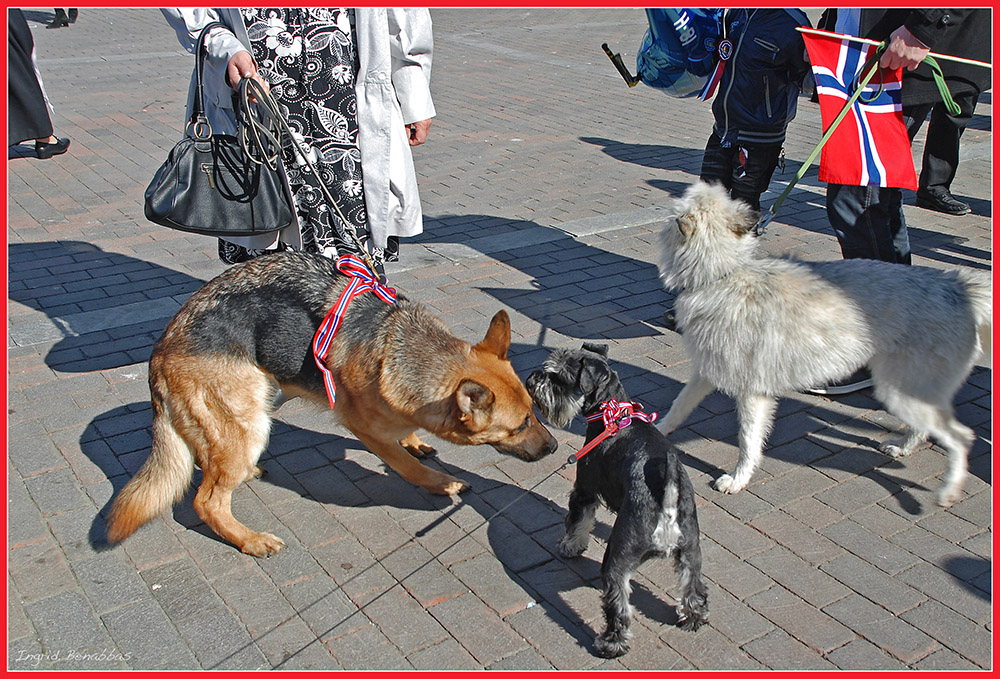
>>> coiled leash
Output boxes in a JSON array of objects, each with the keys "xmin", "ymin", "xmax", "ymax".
[{"xmin": 233, "ymin": 79, "xmax": 399, "ymax": 410}]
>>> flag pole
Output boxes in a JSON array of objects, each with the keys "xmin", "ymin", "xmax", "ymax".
[{"xmin": 796, "ymin": 27, "xmax": 992, "ymax": 69}]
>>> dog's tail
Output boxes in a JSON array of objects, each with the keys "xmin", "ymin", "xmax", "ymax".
[
  {"xmin": 956, "ymin": 269, "xmax": 992, "ymax": 366},
  {"xmin": 106, "ymin": 399, "xmax": 195, "ymax": 544}
]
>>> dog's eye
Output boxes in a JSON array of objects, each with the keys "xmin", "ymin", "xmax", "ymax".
[{"xmin": 513, "ymin": 415, "xmax": 531, "ymax": 435}]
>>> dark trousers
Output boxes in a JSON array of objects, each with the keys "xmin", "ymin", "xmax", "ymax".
[
  {"xmin": 911, "ymin": 91, "xmax": 979, "ymax": 192},
  {"xmin": 700, "ymin": 132, "xmax": 783, "ymax": 211}
]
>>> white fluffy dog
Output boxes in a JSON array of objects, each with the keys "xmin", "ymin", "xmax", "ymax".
[{"xmin": 656, "ymin": 182, "xmax": 991, "ymax": 506}]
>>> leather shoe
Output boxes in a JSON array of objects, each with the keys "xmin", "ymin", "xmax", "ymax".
[
  {"xmin": 35, "ymin": 137, "xmax": 71, "ymax": 159},
  {"xmin": 915, "ymin": 187, "xmax": 971, "ymax": 216}
]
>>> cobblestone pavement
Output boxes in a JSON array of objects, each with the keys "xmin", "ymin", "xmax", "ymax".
[{"xmin": 7, "ymin": 8, "xmax": 992, "ymax": 671}]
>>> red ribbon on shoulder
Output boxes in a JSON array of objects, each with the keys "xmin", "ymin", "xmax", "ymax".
[
  {"xmin": 699, "ymin": 38, "xmax": 733, "ymax": 101},
  {"xmin": 312, "ymin": 254, "xmax": 396, "ymax": 409}
]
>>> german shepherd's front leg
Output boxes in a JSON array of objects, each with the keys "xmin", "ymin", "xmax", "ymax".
[
  {"xmin": 353, "ymin": 428, "xmax": 470, "ymax": 495},
  {"xmin": 399, "ymin": 431, "xmax": 436, "ymax": 458}
]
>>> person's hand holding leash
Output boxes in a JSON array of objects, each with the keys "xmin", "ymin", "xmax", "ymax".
[
  {"xmin": 881, "ymin": 25, "xmax": 930, "ymax": 71},
  {"xmin": 227, "ymin": 50, "xmax": 270, "ymax": 95}
]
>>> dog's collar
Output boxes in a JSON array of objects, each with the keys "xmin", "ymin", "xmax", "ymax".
[{"xmin": 573, "ymin": 400, "xmax": 657, "ymax": 461}]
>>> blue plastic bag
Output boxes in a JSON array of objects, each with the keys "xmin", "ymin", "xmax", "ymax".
[{"xmin": 636, "ymin": 8, "xmax": 723, "ymax": 98}]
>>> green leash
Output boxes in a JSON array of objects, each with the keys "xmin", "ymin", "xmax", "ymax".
[{"xmin": 755, "ymin": 41, "xmax": 960, "ymax": 234}]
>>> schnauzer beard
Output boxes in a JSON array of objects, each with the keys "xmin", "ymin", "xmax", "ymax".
[{"xmin": 530, "ymin": 378, "xmax": 584, "ymax": 429}]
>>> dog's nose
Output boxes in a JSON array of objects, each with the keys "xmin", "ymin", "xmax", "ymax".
[{"xmin": 544, "ymin": 431, "xmax": 558, "ymax": 455}]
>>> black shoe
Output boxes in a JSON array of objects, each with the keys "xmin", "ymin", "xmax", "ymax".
[
  {"xmin": 68, "ymin": 8, "xmax": 78, "ymax": 23},
  {"xmin": 915, "ymin": 187, "xmax": 971, "ymax": 216},
  {"xmin": 35, "ymin": 137, "xmax": 70, "ymax": 159},
  {"xmin": 47, "ymin": 10, "xmax": 69, "ymax": 28},
  {"xmin": 806, "ymin": 368, "xmax": 873, "ymax": 396}
]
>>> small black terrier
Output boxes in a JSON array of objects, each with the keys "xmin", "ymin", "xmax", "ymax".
[{"xmin": 527, "ymin": 343, "xmax": 708, "ymax": 657}]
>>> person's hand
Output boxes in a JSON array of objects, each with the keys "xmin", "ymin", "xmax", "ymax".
[
  {"xmin": 406, "ymin": 118, "xmax": 432, "ymax": 146},
  {"xmin": 227, "ymin": 50, "xmax": 269, "ymax": 94},
  {"xmin": 880, "ymin": 25, "xmax": 930, "ymax": 71}
]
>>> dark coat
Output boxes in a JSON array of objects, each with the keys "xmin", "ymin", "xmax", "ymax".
[
  {"xmin": 711, "ymin": 8, "xmax": 811, "ymax": 146},
  {"xmin": 8, "ymin": 9, "xmax": 53, "ymax": 145},
  {"xmin": 901, "ymin": 9, "xmax": 991, "ymax": 105},
  {"xmin": 821, "ymin": 9, "xmax": 991, "ymax": 106}
]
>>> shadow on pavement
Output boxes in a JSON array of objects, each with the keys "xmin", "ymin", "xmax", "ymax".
[
  {"xmin": 414, "ymin": 213, "xmax": 674, "ymax": 341},
  {"xmin": 8, "ymin": 241, "xmax": 206, "ymax": 372}
]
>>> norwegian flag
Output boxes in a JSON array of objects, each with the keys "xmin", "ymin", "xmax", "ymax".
[{"xmin": 803, "ymin": 29, "xmax": 917, "ymax": 189}]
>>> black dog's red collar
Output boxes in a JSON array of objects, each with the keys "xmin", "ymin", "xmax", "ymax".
[{"xmin": 573, "ymin": 400, "xmax": 657, "ymax": 461}]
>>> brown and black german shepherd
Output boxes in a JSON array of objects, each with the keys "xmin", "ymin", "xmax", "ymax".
[{"xmin": 106, "ymin": 252, "xmax": 557, "ymax": 557}]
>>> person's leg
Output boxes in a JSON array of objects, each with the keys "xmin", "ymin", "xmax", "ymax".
[
  {"xmin": 699, "ymin": 131, "xmax": 734, "ymax": 191},
  {"xmin": 727, "ymin": 143, "xmax": 782, "ymax": 212},
  {"xmin": 885, "ymin": 185, "xmax": 911, "ymax": 265},
  {"xmin": 915, "ymin": 94, "xmax": 978, "ymax": 215},
  {"xmin": 826, "ymin": 183, "xmax": 906, "ymax": 263},
  {"xmin": 47, "ymin": 8, "xmax": 68, "ymax": 28}
]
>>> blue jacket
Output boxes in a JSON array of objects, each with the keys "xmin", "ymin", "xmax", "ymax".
[{"xmin": 711, "ymin": 8, "xmax": 810, "ymax": 147}]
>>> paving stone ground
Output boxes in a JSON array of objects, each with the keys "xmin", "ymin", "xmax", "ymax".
[{"xmin": 7, "ymin": 7, "xmax": 992, "ymax": 671}]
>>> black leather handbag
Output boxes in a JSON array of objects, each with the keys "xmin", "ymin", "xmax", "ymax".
[{"xmin": 144, "ymin": 23, "xmax": 294, "ymax": 237}]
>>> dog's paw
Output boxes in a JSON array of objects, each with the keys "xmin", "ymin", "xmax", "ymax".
[
  {"xmin": 878, "ymin": 440, "xmax": 910, "ymax": 458},
  {"xmin": 400, "ymin": 433, "xmax": 437, "ymax": 458},
  {"xmin": 594, "ymin": 631, "xmax": 630, "ymax": 658},
  {"xmin": 677, "ymin": 610, "xmax": 709, "ymax": 632},
  {"xmin": 713, "ymin": 474, "xmax": 746, "ymax": 494},
  {"xmin": 437, "ymin": 478, "xmax": 471, "ymax": 495},
  {"xmin": 936, "ymin": 485, "xmax": 961, "ymax": 507},
  {"xmin": 557, "ymin": 535, "xmax": 587, "ymax": 558},
  {"xmin": 241, "ymin": 531, "xmax": 285, "ymax": 558}
]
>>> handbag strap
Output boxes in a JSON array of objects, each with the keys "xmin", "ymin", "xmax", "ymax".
[{"xmin": 188, "ymin": 21, "xmax": 228, "ymax": 139}]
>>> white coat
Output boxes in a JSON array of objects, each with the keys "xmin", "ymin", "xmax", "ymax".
[{"xmin": 161, "ymin": 8, "xmax": 435, "ymax": 252}]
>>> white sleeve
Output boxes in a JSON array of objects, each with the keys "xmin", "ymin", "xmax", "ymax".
[
  {"xmin": 386, "ymin": 8, "xmax": 436, "ymax": 124},
  {"xmin": 161, "ymin": 8, "xmax": 248, "ymax": 72}
]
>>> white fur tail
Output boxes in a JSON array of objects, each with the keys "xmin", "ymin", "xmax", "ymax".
[
  {"xmin": 106, "ymin": 404, "xmax": 194, "ymax": 543},
  {"xmin": 955, "ymin": 269, "xmax": 992, "ymax": 366}
]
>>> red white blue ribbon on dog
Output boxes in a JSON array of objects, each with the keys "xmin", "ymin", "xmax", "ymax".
[
  {"xmin": 574, "ymin": 399, "xmax": 658, "ymax": 460},
  {"xmin": 312, "ymin": 254, "xmax": 396, "ymax": 409}
]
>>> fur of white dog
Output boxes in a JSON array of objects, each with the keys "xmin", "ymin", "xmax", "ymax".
[{"xmin": 656, "ymin": 182, "xmax": 991, "ymax": 506}]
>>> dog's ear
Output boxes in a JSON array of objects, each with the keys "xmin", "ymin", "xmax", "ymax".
[
  {"xmin": 582, "ymin": 342, "xmax": 609, "ymax": 357},
  {"xmin": 578, "ymin": 360, "xmax": 611, "ymax": 396},
  {"xmin": 730, "ymin": 208, "xmax": 759, "ymax": 237},
  {"xmin": 677, "ymin": 214, "xmax": 697, "ymax": 238},
  {"xmin": 475, "ymin": 310, "xmax": 511, "ymax": 360},
  {"xmin": 456, "ymin": 379, "xmax": 495, "ymax": 426}
]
